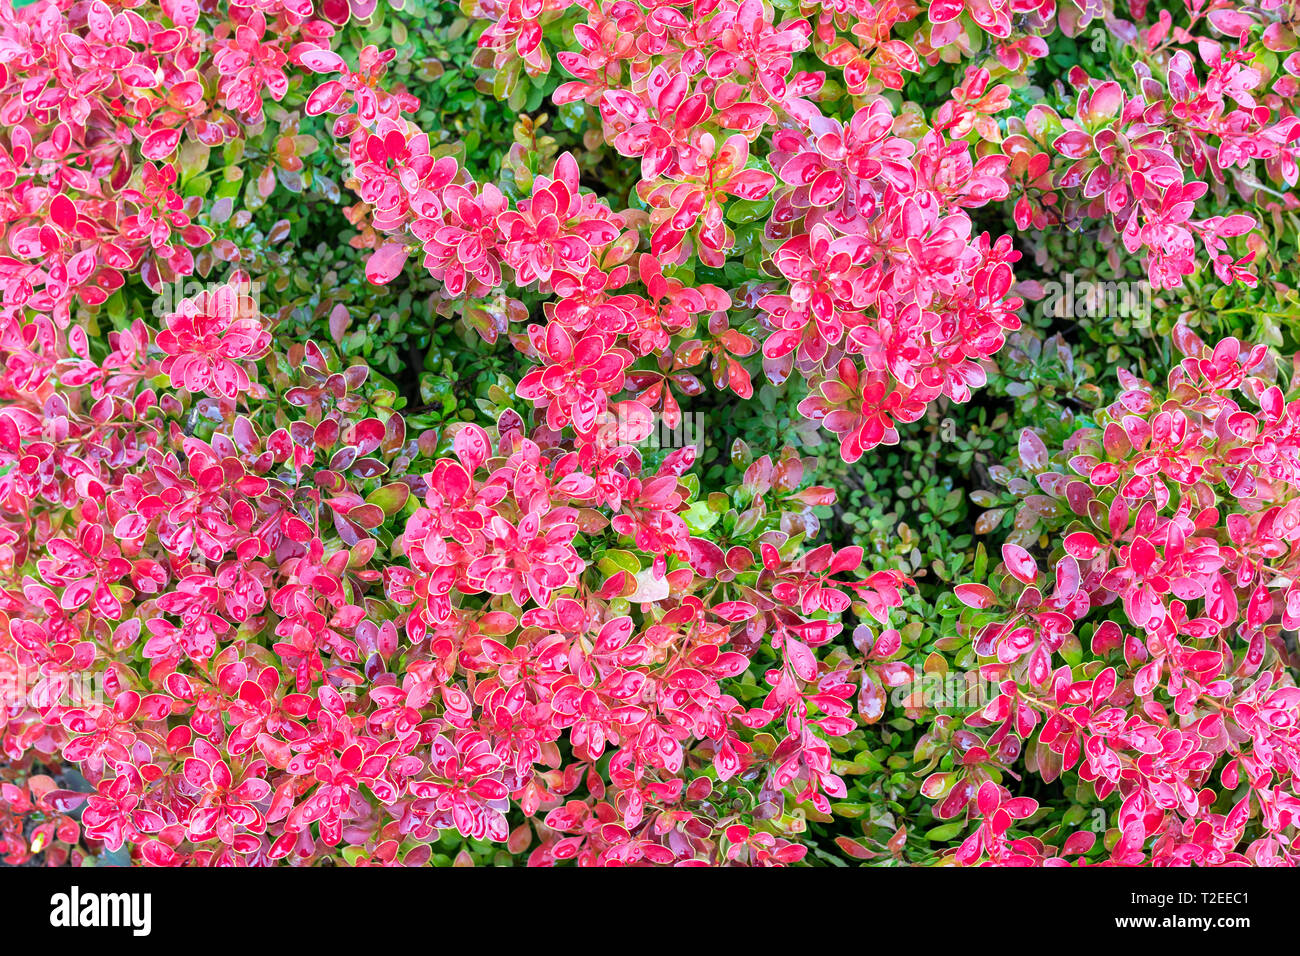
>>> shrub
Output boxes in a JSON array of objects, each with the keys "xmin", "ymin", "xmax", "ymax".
[
  {"xmin": 1, "ymin": 0, "xmax": 1298, "ymax": 868},
  {"xmin": 928, "ymin": 328, "xmax": 1300, "ymax": 865}
]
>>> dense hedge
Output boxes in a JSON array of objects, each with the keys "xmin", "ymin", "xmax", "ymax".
[{"xmin": 2, "ymin": 0, "xmax": 1300, "ymax": 866}]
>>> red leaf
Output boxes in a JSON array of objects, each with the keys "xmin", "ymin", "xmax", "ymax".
[
  {"xmin": 954, "ymin": 583, "xmax": 998, "ymax": 609},
  {"xmin": 365, "ymin": 243, "xmax": 409, "ymax": 285},
  {"xmin": 142, "ymin": 127, "xmax": 182, "ymax": 160},
  {"xmin": 1002, "ymin": 543, "xmax": 1038, "ymax": 585}
]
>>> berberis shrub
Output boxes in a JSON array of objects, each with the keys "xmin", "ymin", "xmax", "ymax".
[{"xmin": 1, "ymin": 0, "xmax": 1299, "ymax": 867}]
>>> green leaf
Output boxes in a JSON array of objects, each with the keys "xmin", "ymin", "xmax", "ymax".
[
  {"xmin": 597, "ymin": 549, "xmax": 641, "ymax": 577},
  {"xmin": 683, "ymin": 500, "xmax": 720, "ymax": 533},
  {"xmin": 365, "ymin": 483, "xmax": 411, "ymax": 516},
  {"xmin": 924, "ymin": 822, "xmax": 965, "ymax": 842}
]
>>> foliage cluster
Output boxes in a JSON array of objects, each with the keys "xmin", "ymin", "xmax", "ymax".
[{"xmin": 3, "ymin": 0, "xmax": 1300, "ymax": 866}]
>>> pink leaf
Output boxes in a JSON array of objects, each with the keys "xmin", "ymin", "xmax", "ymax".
[
  {"xmin": 1002, "ymin": 544, "xmax": 1038, "ymax": 585},
  {"xmin": 365, "ymin": 243, "xmax": 409, "ymax": 285}
]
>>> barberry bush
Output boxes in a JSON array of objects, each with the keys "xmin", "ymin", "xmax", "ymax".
[{"xmin": 2, "ymin": 0, "xmax": 1300, "ymax": 867}]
